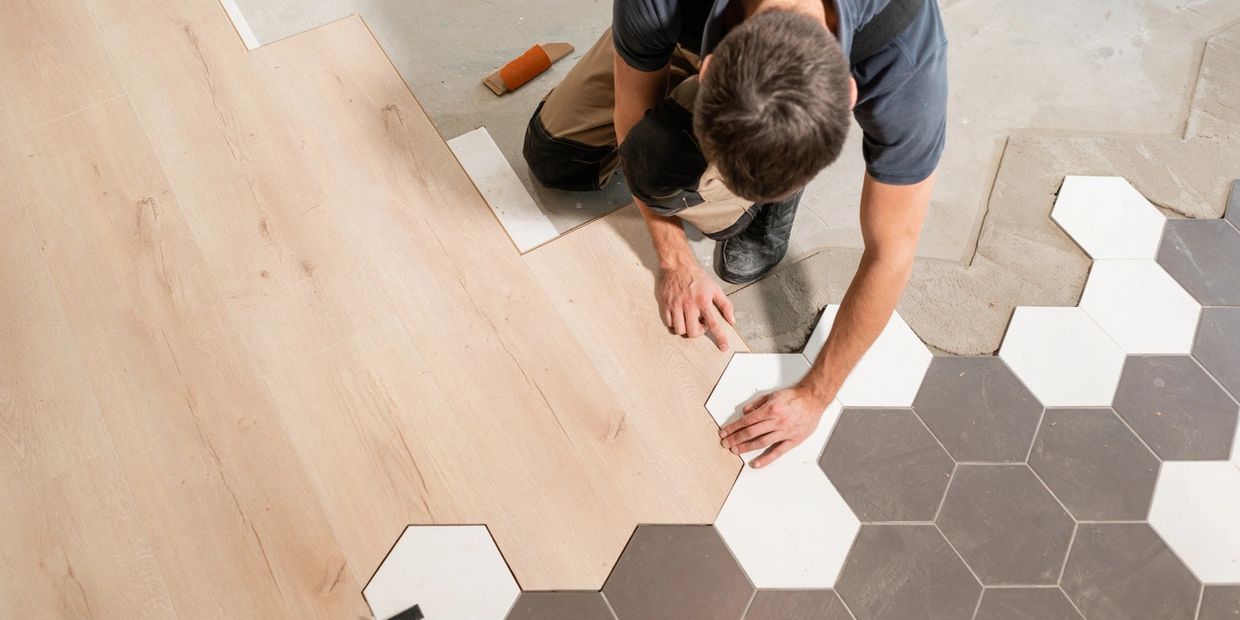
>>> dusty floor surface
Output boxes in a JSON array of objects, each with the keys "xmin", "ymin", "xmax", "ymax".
[{"xmin": 227, "ymin": 0, "xmax": 1240, "ymax": 354}]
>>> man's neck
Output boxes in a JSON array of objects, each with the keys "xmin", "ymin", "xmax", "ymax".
[{"xmin": 740, "ymin": 0, "xmax": 838, "ymax": 33}]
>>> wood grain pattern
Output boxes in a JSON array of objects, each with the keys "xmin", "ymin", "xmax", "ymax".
[
  {"xmin": 2, "ymin": 96, "xmax": 365, "ymax": 617},
  {"xmin": 0, "ymin": 0, "xmax": 123, "ymax": 138},
  {"xmin": 0, "ymin": 0, "xmax": 743, "ymax": 612}
]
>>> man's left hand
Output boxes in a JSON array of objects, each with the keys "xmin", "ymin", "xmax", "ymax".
[{"xmin": 719, "ymin": 384, "xmax": 831, "ymax": 468}]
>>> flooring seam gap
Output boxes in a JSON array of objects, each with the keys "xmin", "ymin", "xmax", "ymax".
[{"xmin": 3, "ymin": 92, "xmax": 128, "ymax": 140}]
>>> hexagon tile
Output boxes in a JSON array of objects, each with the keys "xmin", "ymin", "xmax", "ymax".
[
  {"xmin": 358, "ymin": 177, "xmax": 1240, "ymax": 619},
  {"xmin": 363, "ymin": 525, "xmax": 518, "ymax": 620},
  {"xmin": 1052, "ymin": 175, "xmax": 1167, "ymax": 259},
  {"xmin": 998, "ymin": 306, "xmax": 1126, "ymax": 407},
  {"xmin": 803, "ymin": 306, "xmax": 932, "ymax": 407}
]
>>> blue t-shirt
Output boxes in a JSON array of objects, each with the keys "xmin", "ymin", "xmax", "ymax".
[{"xmin": 613, "ymin": 0, "xmax": 948, "ymax": 185}]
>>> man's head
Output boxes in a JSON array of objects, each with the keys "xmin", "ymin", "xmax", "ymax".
[{"xmin": 695, "ymin": 10, "xmax": 854, "ymax": 203}]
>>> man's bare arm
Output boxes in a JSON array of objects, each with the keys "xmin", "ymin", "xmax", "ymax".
[
  {"xmin": 798, "ymin": 171, "xmax": 933, "ymax": 403},
  {"xmin": 614, "ymin": 51, "xmax": 735, "ymax": 348},
  {"xmin": 720, "ymin": 171, "xmax": 934, "ymax": 467}
]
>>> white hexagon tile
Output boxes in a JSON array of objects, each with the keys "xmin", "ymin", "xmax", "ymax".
[
  {"xmin": 714, "ymin": 463, "xmax": 860, "ymax": 588},
  {"xmin": 364, "ymin": 525, "xmax": 518, "ymax": 620},
  {"xmin": 1150, "ymin": 462, "xmax": 1240, "ymax": 584},
  {"xmin": 1052, "ymin": 175, "xmax": 1167, "ymax": 259},
  {"xmin": 998, "ymin": 306, "xmax": 1126, "ymax": 407},
  {"xmin": 1079, "ymin": 260, "xmax": 1201, "ymax": 354},
  {"xmin": 802, "ymin": 306, "xmax": 932, "ymax": 407},
  {"xmin": 704, "ymin": 353, "xmax": 844, "ymax": 464},
  {"xmin": 704, "ymin": 352, "xmax": 859, "ymax": 588}
]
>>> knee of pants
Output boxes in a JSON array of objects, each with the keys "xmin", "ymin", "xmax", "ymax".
[{"xmin": 522, "ymin": 104, "xmax": 617, "ymax": 192}]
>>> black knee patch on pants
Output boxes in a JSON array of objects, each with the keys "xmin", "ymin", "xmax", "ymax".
[{"xmin": 522, "ymin": 101, "xmax": 617, "ymax": 192}]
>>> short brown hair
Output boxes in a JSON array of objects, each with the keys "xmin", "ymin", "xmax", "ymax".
[{"xmin": 694, "ymin": 10, "xmax": 851, "ymax": 203}]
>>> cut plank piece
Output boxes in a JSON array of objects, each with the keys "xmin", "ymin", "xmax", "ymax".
[
  {"xmin": 0, "ymin": 94, "xmax": 366, "ymax": 617},
  {"xmin": 251, "ymin": 16, "xmax": 741, "ymax": 588},
  {"xmin": 0, "ymin": 0, "xmax": 123, "ymax": 137},
  {"xmin": 449, "ymin": 127, "xmax": 560, "ymax": 252}
]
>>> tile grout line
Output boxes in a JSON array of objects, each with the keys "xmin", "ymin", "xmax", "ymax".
[
  {"xmin": 1057, "ymin": 522, "xmax": 1078, "ymax": 584},
  {"xmin": 934, "ymin": 521, "xmax": 986, "ymax": 593},
  {"xmin": 1193, "ymin": 582, "xmax": 1205, "ymax": 620},
  {"xmin": 931, "ymin": 462, "xmax": 959, "ymax": 523}
]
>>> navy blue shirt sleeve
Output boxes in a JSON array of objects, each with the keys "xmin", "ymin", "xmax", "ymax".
[
  {"xmin": 613, "ymin": 0, "xmax": 682, "ymax": 71},
  {"xmin": 851, "ymin": 0, "xmax": 948, "ymax": 185}
]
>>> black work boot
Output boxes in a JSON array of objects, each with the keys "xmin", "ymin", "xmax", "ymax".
[{"xmin": 714, "ymin": 190, "xmax": 803, "ymax": 285}]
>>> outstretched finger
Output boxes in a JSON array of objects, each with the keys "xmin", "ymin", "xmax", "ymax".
[
  {"xmin": 714, "ymin": 289, "xmax": 736, "ymax": 326},
  {"xmin": 720, "ymin": 405, "xmax": 774, "ymax": 437},
  {"xmin": 753, "ymin": 437, "xmax": 801, "ymax": 469},
  {"xmin": 733, "ymin": 431, "xmax": 785, "ymax": 456},
  {"xmin": 721, "ymin": 419, "xmax": 778, "ymax": 449},
  {"xmin": 702, "ymin": 306, "xmax": 729, "ymax": 352}
]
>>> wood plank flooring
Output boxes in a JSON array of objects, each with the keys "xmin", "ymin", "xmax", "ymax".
[{"xmin": 0, "ymin": 0, "xmax": 743, "ymax": 614}]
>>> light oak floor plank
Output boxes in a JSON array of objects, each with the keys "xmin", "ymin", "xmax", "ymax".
[
  {"xmin": 0, "ymin": 195, "xmax": 176, "ymax": 620},
  {"xmin": 0, "ymin": 0, "xmax": 124, "ymax": 138},
  {"xmin": 1, "ymin": 95, "xmax": 367, "ymax": 618}
]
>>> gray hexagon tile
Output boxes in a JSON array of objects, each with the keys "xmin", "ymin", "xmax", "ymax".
[
  {"xmin": 1078, "ymin": 260, "xmax": 1201, "ymax": 354},
  {"xmin": 363, "ymin": 525, "xmax": 519, "ymax": 620},
  {"xmin": 743, "ymin": 590, "xmax": 852, "ymax": 620},
  {"xmin": 1028, "ymin": 408, "xmax": 1160, "ymax": 521},
  {"xmin": 936, "ymin": 465, "xmax": 1074, "ymax": 585},
  {"xmin": 506, "ymin": 591, "xmax": 614, "ymax": 620},
  {"xmin": 1112, "ymin": 355, "xmax": 1239, "ymax": 460},
  {"xmin": 705, "ymin": 353, "xmax": 842, "ymax": 465},
  {"xmin": 835, "ymin": 524, "xmax": 981, "ymax": 620},
  {"xmin": 1199, "ymin": 585, "xmax": 1240, "ymax": 620},
  {"xmin": 912, "ymin": 356, "xmax": 1044, "ymax": 462},
  {"xmin": 1051, "ymin": 176, "xmax": 1167, "ymax": 259},
  {"xmin": 601, "ymin": 525, "xmax": 753, "ymax": 620},
  {"xmin": 819, "ymin": 408, "xmax": 954, "ymax": 522},
  {"xmin": 1157, "ymin": 219, "xmax": 1240, "ymax": 306},
  {"xmin": 1150, "ymin": 461, "xmax": 1240, "ymax": 584},
  {"xmin": 999, "ymin": 306, "xmax": 1126, "ymax": 407},
  {"xmin": 803, "ymin": 307, "xmax": 932, "ymax": 407},
  {"xmin": 715, "ymin": 462, "xmax": 859, "ymax": 588},
  {"xmin": 974, "ymin": 588, "xmax": 1083, "ymax": 620},
  {"xmin": 1061, "ymin": 523, "xmax": 1200, "ymax": 620},
  {"xmin": 1194, "ymin": 307, "xmax": 1240, "ymax": 402}
]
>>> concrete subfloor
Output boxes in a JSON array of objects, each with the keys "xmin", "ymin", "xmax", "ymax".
[{"xmin": 226, "ymin": 0, "xmax": 1240, "ymax": 352}]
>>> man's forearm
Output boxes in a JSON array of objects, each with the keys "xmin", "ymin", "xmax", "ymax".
[
  {"xmin": 800, "ymin": 172, "xmax": 934, "ymax": 403},
  {"xmin": 800, "ymin": 248, "xmax": 913, "ymax": 402},
  {"xmin": 634, "ymin": 200, "xmax": 695, "ymax": 269}
]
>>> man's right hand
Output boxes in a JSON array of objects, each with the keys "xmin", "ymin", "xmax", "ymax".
[{"xmin": 657, "ymin": 260, "xmax": 735, "ymax": 351}]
